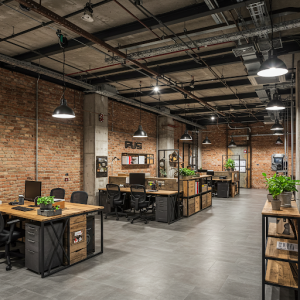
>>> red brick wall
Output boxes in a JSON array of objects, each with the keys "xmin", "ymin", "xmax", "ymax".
[
  {"xmin": 0, "ymin": 68, "xmax": 84, "ymax": 202},
  {"xmin": 200, "ymin": 122, "xmax": 296, "ymax": 189},
  {"xmin": 107, "ymin": 100, "xmax": 157, "ymax": 177}
]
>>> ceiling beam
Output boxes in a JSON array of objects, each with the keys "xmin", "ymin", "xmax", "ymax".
[
  {"xmin": 90, "ymin": 53, "xmax": 241, "ymax": 84},
  {"xmin": 195, "ymin": 115, "xmax": 267, "ymax": 125},
  {"xmin": 13, "ymin": 0, "xmax": 260, "ymax": 62},
  {"xmin": 121, "ymin": 79, "xmax": 251, "ymax": 99}
]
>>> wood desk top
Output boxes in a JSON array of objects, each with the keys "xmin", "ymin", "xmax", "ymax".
[
  {"xmin": 99, "ymin": 187, "xmax": 179, "ymax": 196},
  {"xmin": 0, "ymin": 201, "xmax": 104, "ymax": 222},
  {"xmin": 212, "ymin": 178, "xmax": 232, "ymax": 181},
  {"xmin": 262, "ymin": 200, "xmax": 300, "ymax": 218}
]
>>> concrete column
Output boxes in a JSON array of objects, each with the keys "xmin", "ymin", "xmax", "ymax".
[
  {"xmin": 158, "ymin": 116, "xmax": 175, "ymax": 177},
  {"xmin": 296, "ymin": 61, "xmax": 300, "ymax": 209},
  {"xmin": 198, "ymin": 130, "xmax": 202, "ymax": 169},
  {"xmin": 84, "ymin": 93, "xmax": 108, "ymax": 205}
]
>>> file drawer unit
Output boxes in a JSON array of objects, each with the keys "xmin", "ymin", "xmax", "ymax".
[
  {"xmin": 25, "ymin": 222, "xmax": 63, "ymax": 274},
  {"xmin": 181, "ymin": 175, "xmax": 213, "ymax": 217},
  {"xmin": 156, "ymin": 196, "xmax": 176, "ymax": 223}
]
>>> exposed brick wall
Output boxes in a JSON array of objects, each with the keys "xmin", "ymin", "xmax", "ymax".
[
  {"xmin": 107, "ymin": 100, "xmax": 157, "ymax": 177},
  {"xmin": 200, "ymin": 122, "xmax": 296, "ymax": 189},
  {"xmin": 0, "ymin": 68, "xmax": 84, "ymax": 202}
]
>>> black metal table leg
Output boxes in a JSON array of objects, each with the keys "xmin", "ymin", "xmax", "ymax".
[
  {"xmin": 101, "ymin": 211, "xmax": 103, "ymax": 254},
  {"xmin": 41, "ymin": 222, "xmax": 45, "ymax": 278},
  {"xmin": 262, "ymin": 215, "xmax": 265, "ymax": 300}
]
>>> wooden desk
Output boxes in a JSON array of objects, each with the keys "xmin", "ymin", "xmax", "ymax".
[
  {"xmin": 99, "ymin": 188, "xmax": 180, "ymax": 224},
  {"xmin": 0, "ymin": 201, "xmax": 104, "ymax": 278}
]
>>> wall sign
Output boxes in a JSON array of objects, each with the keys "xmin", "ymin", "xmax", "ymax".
[{"xmin": 125, "ymin": 141, "xmax": 142, "ymax": 149}]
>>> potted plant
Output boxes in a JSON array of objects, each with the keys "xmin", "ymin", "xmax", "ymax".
[
  {"xmin": 276, "ymin": 175, "xmax": 300, "ymax": 207},
  {"xmin": 160, "ymin": 169, "xmax": 167, "ymax": 178},
  {"xmin": 37, "ymin": 196, "xmax": 55, "ymax": 211},
  {"xmin": 262, "ymin": 173, "xmax": 278, "ymax": 202},
  {"xmin": 179, "ymin": 168, "xmax": 195, "ymax": 180},
  {"xmin": 224, "ymin": 158, "xmax": 235, "ymax": 171}
]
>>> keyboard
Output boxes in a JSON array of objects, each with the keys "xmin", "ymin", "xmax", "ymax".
[
  {"xmin": 12, "ymin": 206, "xmax": 34, "ymax": 212},
  {"xmin": 147, "ymin": 190, "xmax": 158, "ymax": 192}
]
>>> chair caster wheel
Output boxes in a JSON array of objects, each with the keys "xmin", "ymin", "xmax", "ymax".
[
  {"xmin": 127, "ymin": 218, "xmax": 130, "ymax": 221},
  {"xmin": 131, "ymin": 220, "xmax": 134, "ymax": 224},
  {"xmin": 6, "ymin": 265, "xmax": 11, "ymax": 271},
  {"xmin": 104, "ymin": 216, "xmax": 107, "ymax": 219},
  {"xmin": 144, "ymin": 220, "xmax": 148, "ymax": 224},
  {"xmin": 125, "ymin": 214, "xmax": 128, "ymax": 218},
  {"xmin": 116, "ymin": 218, "xmax": 119, "ymax": 221}
]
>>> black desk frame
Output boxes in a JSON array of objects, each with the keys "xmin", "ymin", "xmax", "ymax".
[{"xmin": 39, "ymin": 209, "xmax": 103, "ymax": 278}]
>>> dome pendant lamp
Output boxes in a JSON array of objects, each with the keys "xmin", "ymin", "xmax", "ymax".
[
  {"xmin": 276, "ymin": 137, "xmax": 283, "ymax": 144},
  {"xmin": 273, "ymin": 130, "xmax": 283, "ymax": 136},
  {"xmin": 52, "ymin": 49, "xmax": 75, "ymax": 119},
  {"xmin": 202, "ymin": 136, "xmax": 211, "ymax": 144},
  {"xmin": 257, "ymin": 0, "xmax": 288, "ymax": 78},
  {"xmin": 271, "ymin": 119, "xmax": 283, "ymax": 131},
  {"xmin": 228, "ymin": 137, "xmax": 237, "ymax": 148},
  {"xmin": 266, "ymin": 92, "xmax": 285, "ymax": 111},
  {"xmin": 133, "ymin": 82, "xmax": 148, "ymax": 138},
  {"xmin": 180, "ymin": 103, "xmax": 192, "ymax": 141}
]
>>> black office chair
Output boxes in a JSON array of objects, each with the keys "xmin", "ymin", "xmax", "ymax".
[
  {"xmin": 105, "ymin": 184, "xmax": 128, "ymax": 220},
  {"xmin": 0, "ymin": 213, "xmax": 25, "ymax": 271},
  {"xmin": 130, "ymin": 185, "xmax": 152, "ymax": 224},
  {"xmin": 70, "ymin": 191, "xmax": 88, "ymax": 204},
  {"xmin": 50, "ymin": 188, "xmax": 65, "ymax": 199}
]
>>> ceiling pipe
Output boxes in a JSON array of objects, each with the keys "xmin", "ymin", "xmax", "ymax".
[
  {"xmin": 228, "ymin": 124, "xmax": 251, "ymax": 132},
  {"xmin": 105, "ymin": 17, "xmax": 300, "ymax": 63},
  {"xmin": 13, "ymin": 0, "xmax": 224, "ymax": 117},
  {"xmin": 0, "ymin": 52, "xmax": 204, "ymax": 129}
]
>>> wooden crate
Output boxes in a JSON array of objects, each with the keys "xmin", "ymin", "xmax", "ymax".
[
  {"xmin": 231, "ymin": 184, "xmax": 235, "ymax": 198},
  {"xmin": 64, "ymin": 215, "xmax": 87, "ymax": 265},
  {"xmin": 202, "ymin": 184, "xmax": 208, "ymax": 193},
  {"xmin": 183, "ymin": 198, "xmax": 195, "ymax": 217},
  {"xmin": 207, "ymin": 192, "xmax": 212, "ymax": 207},
  {"xmin": 195, "ymin": 196, "xmax": 200, "ymax": 212},
  {"xmin": 202, "ymin": 193, "xmax": 207, "ymax": 209},
  {"xmin": 183, "ymin": 180, "xmax": 195, "ymax": 197}
]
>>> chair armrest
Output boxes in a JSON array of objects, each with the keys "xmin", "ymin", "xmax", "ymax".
[
  {"xmin": 7, "ymin": 219, "xmax": 20, "ymax": 225},
  {"xmin": 7, "ymin": 219, "xmax": 20, "ymax": 244}
]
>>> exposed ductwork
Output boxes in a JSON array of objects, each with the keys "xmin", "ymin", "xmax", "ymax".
[
  {"xmin": 105, "ymin": 17, "xmax": 300, "ymax": 63},
  {"xmin": 0, "ymin": 53, "xmax": 204, "ymax": 129}
]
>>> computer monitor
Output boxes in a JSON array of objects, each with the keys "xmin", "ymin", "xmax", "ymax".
[
  {"xmin": 129, "ymin": 173, "xmax": 145, "ymax": 186},
  {"xmin": 207, "ymin": 170, "xmax": 214, "ymax": 176},
  {"xmin": 25, "ymin": 180, "xmax": 42, "ymax": 201}
]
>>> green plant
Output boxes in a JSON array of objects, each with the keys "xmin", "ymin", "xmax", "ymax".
[
  {"xmin": 55, "ymin": 205, "xmax": 60, "ymax": 210},
  {"xmin": 160, "ymin": 169, "xmax": 167, "ymax": 177},
  {"xmin": 224, "ymin": 158, "xmax": 235, "ymax": 170},
  {"xmin": 262, "ymin": 173, "xmax": 300, "ymax": 198},
  {"xmin": 179, "ymin": 168, "xmax": 195, "ymax": 177},
  {"xmin": 37, "ymin": 196, "xmax": 55, "ymax": 206}
]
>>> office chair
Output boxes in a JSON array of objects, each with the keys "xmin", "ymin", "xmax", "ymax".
[
  {"xmin": 130, "ymin": 185, "xmax": 152, "ymax": 224},
  {"xmin": 0, "ymin": 213, "xmax": 25, "ymax": 271},
  {"xmin": 70, "ymin": 191, "xmax": 88, "ymax": 204},
  {"xmin": 105, "ymin": 184, "xmax": 128, "ymax": 220},
  {"xmin": 50, "ymin": 188, "xmax": 65, "ymax": 199}
]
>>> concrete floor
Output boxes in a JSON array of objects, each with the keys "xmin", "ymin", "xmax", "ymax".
[{"xmin": 0, "ymin": 189, "xmax": 296, "ymax": 299}]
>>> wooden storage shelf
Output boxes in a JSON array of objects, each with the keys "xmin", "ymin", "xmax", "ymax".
[
  {"xmin": 268, "ymin": 223, "xmax": 296, "ymax": 240},
  {"xmin": 265, "ymin": 260, "xmax": 298, "ymax": 289},
  {"xmin": 121, "ymin": 153, "xmax": 154, "ymax": 165},
  {"xmin": 266, "ymin": 237, "xmax": 298, "ymax": 262}
]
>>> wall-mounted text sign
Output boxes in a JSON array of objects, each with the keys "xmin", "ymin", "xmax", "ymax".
[{"xmin": 125, "ymin": 141, "xmax": 142, "ymax": 149}]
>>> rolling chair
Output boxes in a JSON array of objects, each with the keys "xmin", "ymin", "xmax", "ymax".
[
  {"xmin": 105, "ymin": 184, "xmax": 128, "ymax": 220},
  {"xmin": 0, "ymin": 213, "xmax": 25, "ymax": 271},
  {"xmin": 50, "ymin": 188, "xmax": 65, "ymax": 199},
  {"xmin": 70, "ymin": 191, "xmax": 88, "ymax": 204},
  {"xmin": 129, "ymin": 185, "xmax": 152, "ymax": 224}
]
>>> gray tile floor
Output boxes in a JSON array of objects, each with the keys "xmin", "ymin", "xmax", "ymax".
[{"xmin": 0, "ymin": 189, "xmax": 296, "ymax": 299}]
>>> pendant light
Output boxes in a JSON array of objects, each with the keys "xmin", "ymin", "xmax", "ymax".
[
  {"xmin": 180, "ymin": 129, "xmax": 192, "ymax": 141},
  {"xmin": 52, "ymin": 49, "xmax": 75, "ymax": 119},
  {"xmin": 266, "ymin": 92, "xmax": 285, "ymax": 111},
  {"xmin": 257, "ymin": 0, "xmax": 288, "ymax": 77},
  {"xmin": 180, "ymin": 102, "xmax": 192, "ymax": 141},
  {"xmin": 273, "ymin": 130, "xmax": 283, "ymax": 136},
  {"xmin": 276, "ymin": 137, "xmax": 283, "ymax": 144},
  {"xmin": 271, "ymin": 119, "xmax": 283, "ymax": 131},
  {"xmin": 133, "ymin": 82, "xmax": 148, "ymax": 138},
  {"xmin": 202, "ymin": 136, "xmax": 211, "ymax": 144},
  {"xmin": 228, "ymin": 137, "xmax": 237, "ymax": 148}
]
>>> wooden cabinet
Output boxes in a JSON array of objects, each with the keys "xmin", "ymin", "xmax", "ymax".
[
  {"xmin": 183, "ymin": 197, "xmax": 195, "ymax": 217},
  {"xmin": 183, "ymin": 180, "xmax": 195, "ymax": 197}
]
